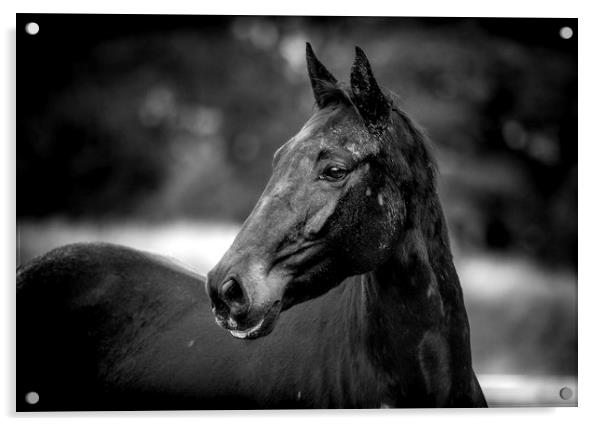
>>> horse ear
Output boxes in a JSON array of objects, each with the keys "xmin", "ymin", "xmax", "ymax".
[
  {"xmin": 350, "ymin": 46, "xmax": 390, "ymax": 129},
  {"xmin": 306, "ymin": 42, "xmax": 338, "ymax": 108}
]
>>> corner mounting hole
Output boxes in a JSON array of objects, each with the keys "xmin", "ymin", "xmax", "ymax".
[
  {"xmin": 25, "ymin": 391, "xmax": 39, "ymax": 405},
  {"xmin": 559, "ymin": 386, "xmax": 573, "ymax": 400},
  {"xmin": 559, "ymin": 26, "xmax": 573, "ymax": 40},
  {"xmin": 25, "ymin": 22, "xmax": 39, "ymax": 35}
]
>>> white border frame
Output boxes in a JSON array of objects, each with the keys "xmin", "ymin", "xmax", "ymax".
[{"xmin": 2, "ymin": 1, "xmax": 599, "ymax": 425}]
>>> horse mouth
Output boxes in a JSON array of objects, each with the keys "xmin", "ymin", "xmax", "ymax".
[
  {"xmin": 218, "ymin": 301, "xmax": 282, "ymax": 340},
  {"xmin": 227, "ymin": 317, "xmax": 266, "ymax": 339}
]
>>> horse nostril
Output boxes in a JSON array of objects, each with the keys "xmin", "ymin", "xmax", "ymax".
[{"xmin": 220, "ymin": 278, "xmax": 247, "ymax": 311}]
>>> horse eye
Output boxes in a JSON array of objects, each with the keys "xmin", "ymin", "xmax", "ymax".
[{"xmin": 321, "ymin": 165, "xmax": 348, "ymax": 182}]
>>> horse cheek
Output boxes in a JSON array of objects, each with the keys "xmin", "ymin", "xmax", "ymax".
[{"xmin": 304, "ymin": 197, "xmax": 338, "ymax": 240}]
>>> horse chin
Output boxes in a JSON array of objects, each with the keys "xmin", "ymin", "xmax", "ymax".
[{"xmin": 224, "ymin": 301, "xmax": 282, "ymax": 340}]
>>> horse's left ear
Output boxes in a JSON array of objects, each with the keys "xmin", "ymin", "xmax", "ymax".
[
  {"xmin": 306, "ymin": 42, "xmax": 339, "ymax": 108},
  {"xmin": 350, "ymin": 46, "xmax": 390, "ymax": 129}
]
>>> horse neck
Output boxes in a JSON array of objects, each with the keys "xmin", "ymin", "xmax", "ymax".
[{"xmin": 340, "ymin": 193, "xmax": 474, "ymax": 392}]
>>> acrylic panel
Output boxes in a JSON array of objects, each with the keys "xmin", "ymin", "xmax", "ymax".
[{"xmin": 16, "ymin": 14, "xmax": 577, "ymax": 410}]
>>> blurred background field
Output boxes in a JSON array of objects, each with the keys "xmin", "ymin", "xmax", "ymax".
[{"xmin": 17, "ymin": 15, "xmax": 577, "ymax": 407}]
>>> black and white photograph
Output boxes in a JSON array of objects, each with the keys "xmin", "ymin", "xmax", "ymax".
[{"xmin": 15, "ymin": 13, "xmax": 577, "ymax": 411}]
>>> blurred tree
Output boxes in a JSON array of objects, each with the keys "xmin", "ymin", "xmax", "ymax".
[{"xmin": 17, "ymin": 15, "xmax": 577, "ymax": 268}]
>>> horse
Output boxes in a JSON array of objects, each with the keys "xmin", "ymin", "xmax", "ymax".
[{"xmin": 16, "ymin": 43, "xmax": 487, "ymax": 410}]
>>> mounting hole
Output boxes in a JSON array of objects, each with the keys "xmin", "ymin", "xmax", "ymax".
[
  {"xmin": 25, "ymin": 391, "xmax": 39, "ymax": 405},
  {"xmin": 559, "ymin": 386, "xmax": 573, "ymax": 400},
  {"xmin": 559, "ymin": 26, "xmax": 573, "ymax": 40},
  {"xmin": 25, "ymin": 22, "xmax": 39, "ymax": 35}
]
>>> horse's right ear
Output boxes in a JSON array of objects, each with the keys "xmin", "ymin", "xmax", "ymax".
[{"xmin": 306, "ymin": 43, "xmax": 338, "ymax": 108}]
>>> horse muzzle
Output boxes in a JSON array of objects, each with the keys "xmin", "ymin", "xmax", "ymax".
[{"xmin": 206, "ymin": 267, "xmax": 285, "ymax": 339}]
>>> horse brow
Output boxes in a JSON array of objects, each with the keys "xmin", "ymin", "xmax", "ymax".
[
  {"xmin": 316, "ymin": 146, "xmax": 356, "ymax": 164},
  {"xmin": 316, "ymin": 148, "xmax": 336, "ymax": 162}
]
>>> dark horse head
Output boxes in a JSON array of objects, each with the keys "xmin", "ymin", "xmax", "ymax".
[{"xmin": 207, "ymin": 44, "xmax": 436, "ymax": 339}]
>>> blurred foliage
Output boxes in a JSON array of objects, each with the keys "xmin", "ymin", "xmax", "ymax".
[{"xmin": 18, "ymin": 16, "xmax": 577, "ymax": 269}]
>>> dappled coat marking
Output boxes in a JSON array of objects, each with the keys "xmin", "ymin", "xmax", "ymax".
[{"xmin": 17, "ymin": 44, "xmax": 486, "ymax": 410}]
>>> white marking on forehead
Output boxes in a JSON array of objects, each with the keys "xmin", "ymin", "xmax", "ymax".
[
  {"xmin": 289, "ymin": 121, "xmax": 319, "ymax": 149},
  {"xmin": 187, "ymin": 340, "xmax": 195, "ymax": 348},
  {"xmin": 365, "ymin": 187, "xmax": 372, "ymax": 197},
  {"xmin": 377, "ymin": 193, "xmax": 384, "ymax": 206},
  {"xmin": 297, "ymin": 391, "xmax": 302, "ymax": 400},
  {"xmin": 345, "ymin": 144, "xmax": 362, "ymax": 159},
  {"xmin": 318, "ymin": 137, "xmax": 329, "ymax": 150}
]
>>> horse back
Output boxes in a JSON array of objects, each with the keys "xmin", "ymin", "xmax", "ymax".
[{"xmin": 16, "ymin": 242, "xmax": 226, "ymax": 410}]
